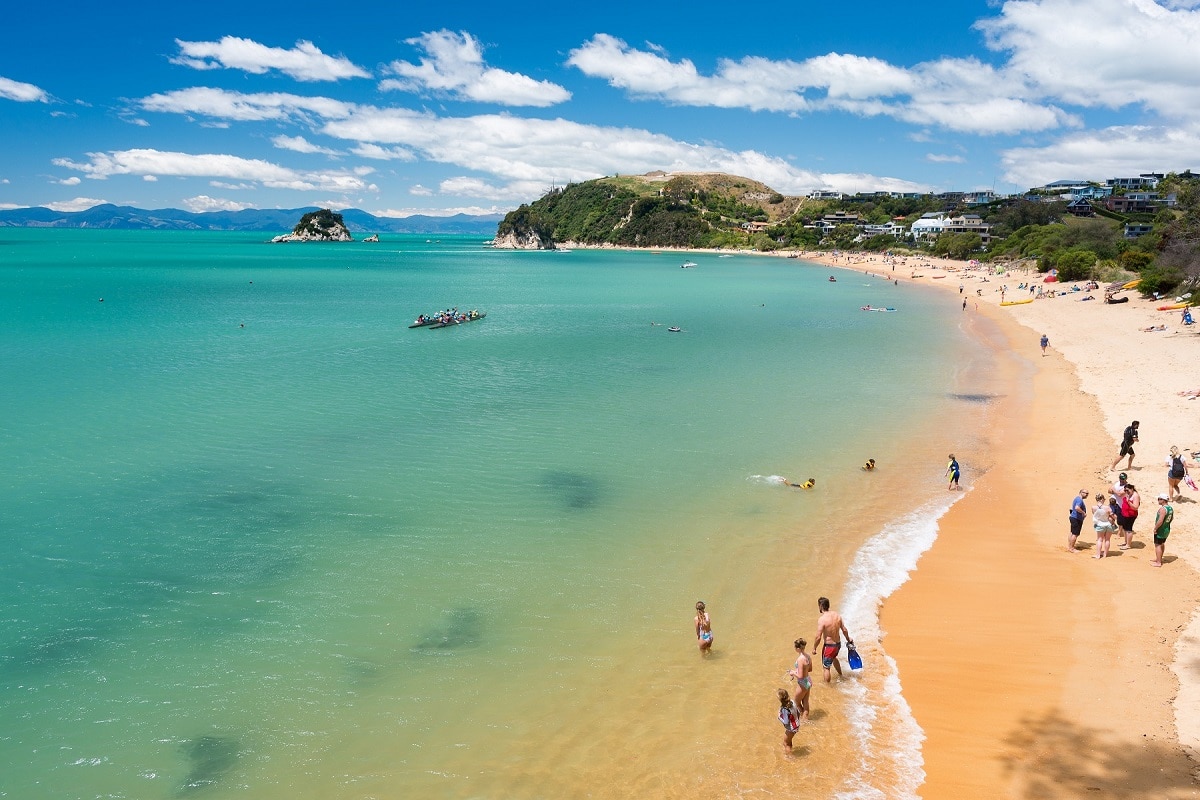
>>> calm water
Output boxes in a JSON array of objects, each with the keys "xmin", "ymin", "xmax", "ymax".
[{"xmin": 0, "ymin": 231, "xmax": 995, "ymax": 798}]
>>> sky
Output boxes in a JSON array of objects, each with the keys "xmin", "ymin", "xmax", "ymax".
[{"xmin": 2, "ymin": 0, "xmax": 1198, "ymax": 218}]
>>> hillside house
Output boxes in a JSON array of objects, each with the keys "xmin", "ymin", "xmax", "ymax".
[
  {"xmin": 1123, "ymin": 223, "xmax": 1154, "ymax": 238},
  {"xmin": 1066, "ymin": 197, "xmax": 1095, "ymax": 217}
]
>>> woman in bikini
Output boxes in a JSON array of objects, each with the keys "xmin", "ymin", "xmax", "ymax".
[
  {"xmin": 694, "ymin": 601, "xmax": 713, "ymax": 655},
  {"xmin": 787, "ymin": 638, "xmax": 813, "ymax": 719}
]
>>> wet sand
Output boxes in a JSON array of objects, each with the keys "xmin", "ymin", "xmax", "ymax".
[{"xmin": 808, "ymin": 252, "xmax": 1200, "ymax": 797}]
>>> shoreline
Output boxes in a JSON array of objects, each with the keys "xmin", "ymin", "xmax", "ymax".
[{"xmin": 802, "ymin": 249, "xmax": 1200, "ymax": 796}]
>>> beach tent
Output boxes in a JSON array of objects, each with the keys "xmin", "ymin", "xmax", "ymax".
[{"xmin": 1043, "ymin": 268, "xmax": 1059, "ymax": 283}]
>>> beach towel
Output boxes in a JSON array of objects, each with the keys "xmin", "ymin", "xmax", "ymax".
[{"xmin": 1186, "ymin": 475, "xmax": 1198, "ymax": 491}]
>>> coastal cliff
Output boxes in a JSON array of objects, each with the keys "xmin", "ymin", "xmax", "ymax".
[
  {"xmin": 492, "ymin": 171, "xmax": 797, "ymax": 250},
  {"xmin": 271, "ymin": 208, "xmax": 353, "ymax": 242}
]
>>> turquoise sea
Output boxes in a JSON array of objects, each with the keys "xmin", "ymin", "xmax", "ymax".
[{"xmin": 0, "ymin": 230, "xmax": 999, "ymax": 798}]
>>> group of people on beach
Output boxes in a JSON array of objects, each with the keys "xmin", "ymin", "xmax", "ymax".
[
  {"xmin": 695, "ymin": 596, "xmax": 858, "ymax": 753},
  {"xmin": 1066, "ymin": 421, "xmax": 1193, "ymax": 567}
]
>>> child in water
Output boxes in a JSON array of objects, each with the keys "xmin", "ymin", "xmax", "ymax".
[
  {"xmin": 786, "ymin": 477, "xmax": 816, "ymax": 489},
  {"xmin": 776, "ymin": 688, "xmax": 801, "ymax": 751},
  {"xmin": 695, "ymin": 601, "xmax": 713, "ymax": 655},
  {"xmin": 863, "ymin": 458, "xmax": 876, "ymax": 471}
]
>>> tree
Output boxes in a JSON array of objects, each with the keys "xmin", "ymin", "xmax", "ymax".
[{"xmin": 1053, "ymin": 249, "xmax": 1097, "ymax": 282}]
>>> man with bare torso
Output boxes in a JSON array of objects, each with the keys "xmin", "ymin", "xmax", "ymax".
[{"xmin": 813, "ymin": 596, "xmax": 853, "ymax": 682}]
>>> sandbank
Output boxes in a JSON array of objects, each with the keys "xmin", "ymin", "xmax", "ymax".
[{"xmin": 806, "ymin": 250, "xmax": 1200, "ymax": 797}]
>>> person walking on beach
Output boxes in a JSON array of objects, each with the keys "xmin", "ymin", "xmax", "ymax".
[
  {"xmin": 776, "ymin": 688, "xmax": 801, "ymax": 752},
  {"xmin": 1093, "ymin": 492, "xmax": 1116, "ymax": 558},
  {"xmin": 1067, "ymin": 489, "xmax": 1088, "ymax": 552},
  {"xmin": 1166, "ymin": 446, "xmax": 1189, "ymax": 501},
  {"xmin": 946, "ymin": 454, "xmax": 961, "ymax": 491},
  {"xmin": 787, "ymin": 638, "xmax": 813, "ymax": 719},
  {"xmin": 813, "ymin": 597, "xmax": 853, "ymax": 682},
  {"xmin": 1151, "ymin": 494, "xmax": 1175, "ymax": 567},
  {"xmin": 1118, "ymin": 483, "xmax": 1141, "ymax": 550},
  {"xmin": 1039, "ymin": 334, "xmax": 1049, "ymax": 355},
  {"xmin": 694, "ymin": 601, "xmax": 713, "ymax": 655},
  {"xmin": 1111, "ymin": 420, "xmax": 1139, "ymax": 471}
]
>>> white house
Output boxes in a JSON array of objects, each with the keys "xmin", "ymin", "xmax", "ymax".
[{"xmin": 910, "ymin": 212, "xmax": 948, "ymax": 240}]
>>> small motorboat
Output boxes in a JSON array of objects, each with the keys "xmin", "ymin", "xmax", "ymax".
[
  {"xmin": 828, "ymin": 276, "xmax": 837, "ymax": 282},
  {"xmin": 668, "ymin": 326, "xmax": 682, "ymax": 332},
  {"xmin": 681, "ymin": 261, "xmax": 698, "ymax": 268}
]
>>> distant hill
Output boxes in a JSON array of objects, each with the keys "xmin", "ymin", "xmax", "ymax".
[
  {"xmin": 0, "ymin": 204, "xmax": 503, "ymax": 235},
  {"xmin": 493, "ymin": 172, "xmax": 802, "ymax": 250}
]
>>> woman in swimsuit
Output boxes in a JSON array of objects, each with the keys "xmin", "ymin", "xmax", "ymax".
[
  {"xmin": 787, "ymin": 638, "xmax": 813, "ymax": 719},
  {"xmin": 694, "ymin": 601, "xmax": 713, "ymax": 655}
]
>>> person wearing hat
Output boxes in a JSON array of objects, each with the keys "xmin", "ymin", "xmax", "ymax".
[
  {"xmin": 1151, "ymin": 494, "xmax": 1175, "ymax": 567},
  {"xmin": 1110, "ymin": 473, "xmax": 1130, "ymax": 534},
  {"xmin": 1067, "ymin": 488, "xmax": 1089, "ymax": 552}
]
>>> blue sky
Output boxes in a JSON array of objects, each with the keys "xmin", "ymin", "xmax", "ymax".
[{"xmin": 2, "ymin": 0, "xmax": 1197, "ymax": 217}]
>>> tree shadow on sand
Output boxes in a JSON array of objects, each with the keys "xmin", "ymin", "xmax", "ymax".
[{"xmin": 1000, "ymin": 708, "xmax": 1198, "ymax": 798}]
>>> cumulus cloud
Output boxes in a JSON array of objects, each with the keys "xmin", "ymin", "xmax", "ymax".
[
  {"xmin": 272, "ymin": 134, "xmax": 341, "ymax": 155},
  {"xmin": 408, "ymin": 184, "xmax": 433, "ymax": 196},
  {"xmin": 567, "ymin": 33, "xmax": 1073, "ymax": 135},
  {"xmin": 373, "ymin": 204, "xmax": 505, "ymax": 218},
  {"xmin": 926, "ymin": 153, "xmax": 966, "ymax": 163},
  {"xmin": 182, "ymin": 195, "xmax": 255, "ymax": 212},
  {"xmin": 380, "ymin": 30, "xmax": 570, "ymax": 106},
  {"xmin": 46, "ymin": 197, "xmax": 107, "ymax": 212},
  {"xmin": 0, "ymin": 75, "xmax": 49, "ymax": 102},
  {"xmin": 1000, "ymin": 123, "xmax": 1200, "ymax": 187},
  {"xmin": 52, "ymin": 148, "xmax": 372, "ymax": 193},
  {"xmin": 171, "ymin": 37, "xmax": 369, "ymax": 82},
  {"xmin": 57, "ymin": 176, "xmax": 81, "ymax": 185},
  {"xmin": 140, "ymin": 87, "xmax": 354, "ymax": 123},
  {"xmin": 350, "ymin": 143, "xmax": 416, "ymax": 161},
  {"xmin": 439, "ymin": 176, "xmax": 548, "ymax": 201}
]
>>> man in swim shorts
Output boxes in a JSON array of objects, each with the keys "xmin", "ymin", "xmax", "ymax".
[
  {"xmin": 1151, "ymin": 494, "xmax": 1174, "ymax": 567},
  {"xmin": 813, "ymin": 597, "xmax": 853, "ymax": 682},
  {"xmin": 946, "ymin": 454, "xmax": 960, "ymax": 491},
  {"xmin": 1111, "ymin": 420, "xmax": 1139, "ymax": 471}
]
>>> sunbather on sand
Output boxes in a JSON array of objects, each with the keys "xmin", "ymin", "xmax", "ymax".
[{"xmin": 1142, "ymin": 324, "xmax": 1167, "ymax": 332}]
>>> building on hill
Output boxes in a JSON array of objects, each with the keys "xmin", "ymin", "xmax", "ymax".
[
  {"xmin": 1124, "ymin": 223, "xmax": 1154, "ymax": 238},
  {"xmin": 910, "ymin": 212, "xmax": 947, "ymax": 240},
  {"xmin": 943, "ymin": 214, "xmax": 995, "ymax": 246},
  {"xmin": 808, "ymin": 190, "xmax": 844, "ymax": 200},
  {"xmin": 1106, "ymin": 174, "xmax": 1163, "ymax": 190},
  {"xmin": 963, "ymin": 190, "xmax": 1000, "ymax": 206},
  {"xmin": 1041, "ymin": 179, "xmax": 1089, "ymax": 190},
  {"xmin": 1069, "ymin": 185, "xmax": 1112, "ymax": 200},
  {"xmin": 1066, "ymin": 197, "xmax": 1095, "ymax": 217}
]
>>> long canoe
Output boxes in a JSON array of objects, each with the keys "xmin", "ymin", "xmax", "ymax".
[
  {"xmin": 429, "ymin": 312, "xmax": 487, "ymax": 329},
  {"xmin": 408, "ymin": 318, "xmax": 440, "ymax": 328},
  {"xmin": 1158, "ymin": 302, "xmax": 1188, "ymax": 311},
  {"xmin": 1000, "ymin": 298, "xmax": 1035, "ymax": 306}
]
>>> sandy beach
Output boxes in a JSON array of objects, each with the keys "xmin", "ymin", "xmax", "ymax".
[{"xmin": 803, "ymin": 250, "xmax": 1200, "ymax": 797}]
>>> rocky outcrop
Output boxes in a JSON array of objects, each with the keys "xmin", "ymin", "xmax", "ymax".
[
  {"xmin": 363, "ymin": 234, "xmax": 379, "ymax": 242},
  {"xmin": 491, "ymin": 228, "xmax": 555, "ymax": 249},
  {"xmin": 271, "ymin": 208, "xmax": 352, "ymax": 242}
]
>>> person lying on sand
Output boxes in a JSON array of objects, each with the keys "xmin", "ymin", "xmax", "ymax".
[
  {"xmin": 1179, "ymin": 389, "xmax": 1200, "ymax": 399},
  {"xmin": 1142, "ymin": 325, "xmax": 1167, "ymax": 332}
]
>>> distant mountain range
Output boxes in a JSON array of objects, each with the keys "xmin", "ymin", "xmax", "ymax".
[{"xmin": 0, "ymin": 204, "xmax": 504, "ymax": 235}]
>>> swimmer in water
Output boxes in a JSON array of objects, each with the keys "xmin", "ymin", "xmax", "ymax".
[
  {"xmin": 694, "ymin": 601, "xmax": 713, "ymax": 655},
  {"xmin": 786, "ymin": 478, "xmax": 816, "ymax": 489},
  {"xmin": 862, "ymin": 458, "xmax": 876, "ymax": 471}
]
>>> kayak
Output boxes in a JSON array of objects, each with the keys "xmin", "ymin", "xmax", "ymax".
[
  {"xmin": 1000, "ymin": 298, "xmax": 1034, "ymax": 306},
  {"xmin": 1122, "ymin": 279, "xmax": 1141, "ymax": 289},
  {"xmin": 1158, "ymin": 303, "xmax": 1188, "ymax": 311}
]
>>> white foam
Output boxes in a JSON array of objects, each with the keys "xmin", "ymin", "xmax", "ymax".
[
  {"xmin": 832, "ymin": 491, "xmax": 965, "ymax": 799},
  {"xmin": 747, "ymin": 474, "xmax": 788, "ymax": 485}
]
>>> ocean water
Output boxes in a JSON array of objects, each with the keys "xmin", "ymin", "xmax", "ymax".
[{"xmin": 0, "ymin": 230, "xmax": 996, "ymax": 799}]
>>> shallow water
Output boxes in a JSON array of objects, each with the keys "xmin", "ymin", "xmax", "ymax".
[{"xmin": 0, "ymin": 232, "xmax": 993, "ymax": 798}]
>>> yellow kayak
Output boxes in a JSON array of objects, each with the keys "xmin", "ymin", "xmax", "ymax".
[
  {"xmin": 1122, "ymin": 279, "xmax": 1141, "ymax": 289},
  {"xmin": 1158, "ymin": 302, "xmax": 1188, "ymax": 310},
  {"xmin": 1000, "ymin": 298, "xmax": 1035, "ymax": 306}
]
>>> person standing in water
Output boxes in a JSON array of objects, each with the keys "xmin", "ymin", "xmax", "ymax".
[
  {"xmin": 694, "ymin": 601, "xmax": 713, "ymax": 655},
  {"xmin": 946, "ymin": 454, "xmax": 961, "ymax": 491},
  {"xmin": 776, "ymin": 688, "xmax": 801, "ymax": 752},
  {"xmin": 787, "ymin": 638, "xmax": 812, "ymax": 719},
  {"xmin": 813, "ymin": 597, "xmax": 853, "ymax": 682}
]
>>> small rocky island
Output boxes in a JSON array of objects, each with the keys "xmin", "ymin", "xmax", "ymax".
[{"xmin": 270, "ymin": 208, "xmax": 353, "ymax": 242}]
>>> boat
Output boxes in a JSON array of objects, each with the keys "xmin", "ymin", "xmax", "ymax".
[
  {"xmin": 828, "ymin": 276, "xmax": 837, "ymax": 282},
  {"xmin": 667, "ymin": 326, "xmax": 682, "ymax": 332},
  {"xmin": 428, "ymin": 311, "xmax": 487, "ymax": 328},
  {"xmin": 1157, "ymin": 302, "xmax": 1188, "ymax": 311},
  {"xmin": 931, "ymin": 275, "xmax": 947, "ymax": 279},
  {"xmin": 408, "ymin": 315, "xmax": 441, "ymax": 328},
  {"xmin": 1000, "ymin": 298, "xmax": 1034, "ymax": 307},
  {"xmin": 860, "ymin": 305, "xmax": 896, "ymax": 312},
  {"xmin": 680, "ymin": 261, "xmax": 698, "ymax": 268}
]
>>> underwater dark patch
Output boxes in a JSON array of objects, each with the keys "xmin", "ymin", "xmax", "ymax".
[
  {"xmin": 539, "ymin": 470, "xmax": 601, "ymax": 510},
  {"xmin": 178, "ymin": 735, "xmax": 240, "ymax": 794},
  {"xmin": 949, "ymin": 393, "xmax": 1000, "ymax": 404},
  {"xmin": 412, "ymin": 607, "xmax": 484, "ymax": 655}
]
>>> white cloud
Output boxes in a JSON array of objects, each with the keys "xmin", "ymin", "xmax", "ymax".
[
  {"xmin": 977, "ymin": 0, "xmax": 1200, "ymax": 121},
  {"xmin": 142, "ymin": 175, "xmax": 157, "ymax": 181},
  {"xmin": 210, "ymin": 181, "xmax": 254, "ymax": 190},
  {"xmin": 1000, "ymin": 123, "xmax": 1200, "ymax": 188},
  {"xmin": 182, "ymin": 195, "xmax": 255, "ymax": 212},
  {"xmin": 57, "ymin": 176, "xmax": 81, "ymax": 185},
  {"xmin": 0, "ymin": 75, "xmax": 48, "ymax": 102},
  {"xmin": 140, "ymin": 87, "xmax": 354, "ymax": 122},
  {"xmin": 380, "ymin": 30, "xmax": 570, "ymax": 107},
  {"xmin": 409, "ymin": 184, "xmax": 433, "ymax": 196},
  {"xmin": 439, "ymin": 176, "xmax": 548, "ymax": 201},
  {"xmin": 52, "ymin": 148, "xmax": 371, "ymax": 193},
  {"xmin": 926, "ymin": 153, "xmax": 966, "ymax": 164},
  {"xmin": 46, "ymin": 197, "xmax": 107, "ymax": 212},
  {"xmin": 350, "ymin": 143, "xmax": 416, "ymax": 161},
  {"xmin": 272, "ymin": 134, "xmax": 341, "ymax": 155},
  {"xmin": 171, "ymin": 37, "xmax": 369, "ymax": 82}
]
